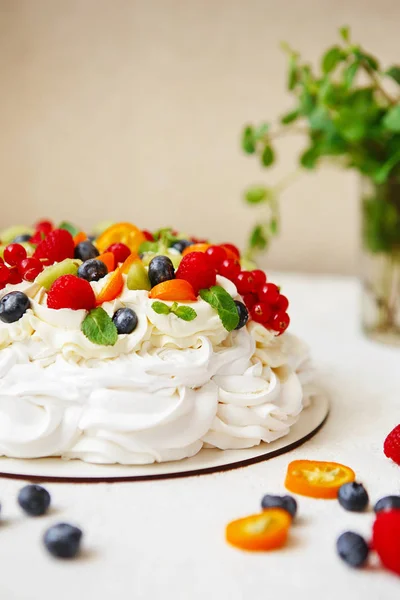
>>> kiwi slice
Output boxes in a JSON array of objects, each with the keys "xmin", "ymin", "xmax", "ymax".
[
  {"xmin": 0, "ymin": 225, "xmax": 34, "ymax": 245},
  {"xmin": 126, "ymin": 261, "xmax": 151, "ymax": 291},
  {"xmin": 35, "ymin": 259, "xmax": 81, "ymax": 290}
]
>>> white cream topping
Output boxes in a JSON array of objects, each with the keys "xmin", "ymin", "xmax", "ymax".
[{"xmin": 0, "ymin": 272, "xmax": 313, "ymax": 464}]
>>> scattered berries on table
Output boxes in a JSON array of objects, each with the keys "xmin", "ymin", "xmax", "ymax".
[
  {"xmin": 218, "ymin": 258, "xmax": 241, "ymax": 281},
  {"xmin": 148, "ymin": 255, "xmax": 176, "ymax": 288},
  {"xmin": 336, "ymin": 531, "xmax": 370, "ymax": 568},
  {"xmin": 78, "ymin": 259, "xmax": 108, "ymax": 282},
  {"xmin": 383, "ymin": 424, "xmax": 400, "ymax": 466},
  {"xmin": 0, "ymin": 291, "xmax": 30, "ymax": 323},
  {"xmin": 374, "ymin": 495, "xmax": 400, "ymax": 514},
  {"xmin": 175, "ymin": 252, "xmax": 216, "ymax": 295},
  {"xmin": 261, "ymin": 494, "xmax": 298, "ymax": 519},
  {"xmin": 106, "ymin": 243, "xmax": 131, "ymax": 264},
  {"xmin": 4, "ymin": 243, "xmax": 27, "ymax": 267},
  {"xmin": 338, "ymin": 482, "xmax": 369, "ymax": 512},
  {"xmin": 18, "ymin": 484, "xmax": 51, "ymax": 516},
  {"xmin": 43, "ymin": 523, "xmax": 83, "ymax": 559},
  {"xmin": 234, "ymin": 300, "xmax": 249, "ymax": 330},
  {"xmin": 205, "ymin": 245, "xmax": 227, "ymax": 269},
  {"xmin": 372, "ymin": 509, "xmax": 400, "ymax": 575},
  {"xmin": 18, "ymin": 257, "xmax": 43, "ymax": 282},
  {"xmin": 171, "ymin": 239, "xmax": 192, "ymax": 254},
  {"xmin": 74, "ymin": 240, "xmax": 100, "ymax": 262},
  {"xmin": 250, "ymin": 302, "xmax": 272, "ymax": 324},
  {"xmin": 47, "ymin": 275, "xmax": 96, "ymax": 311},
  {"xmin": 34, "ymin": 229, "xmax": 75, "ymax": 265},
  {"xmin": 112, "ymin": 307, "xmax": 139, "ymax": 334}
]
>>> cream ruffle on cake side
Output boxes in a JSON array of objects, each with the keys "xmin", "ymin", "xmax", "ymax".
[{"xmin": 0, "ymin": 276, "xmax": 314, "ymax": 465}]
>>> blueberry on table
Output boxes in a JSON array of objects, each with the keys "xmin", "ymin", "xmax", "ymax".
[
  {"xmin": 171, "ymin": 240, "xmax": 193, "ymax": 254},
  {"xmin": 43, "ymin": 523, "xmax": 83, "ymax": 559},
  {"xmin": 112, "ymin": 307, "xmax": 138, "ymax": 334},
  {"xmin": 374, "ymin": 495, "xmax": 400, "ymax": 513},
  {"xmin": 74, "ymin": 240, "xmax": 99, "ymax": 262},
  {"xmin": 148, "ymin": 255, "xmax": 175, "ymax": 287},
  {"xmin": 234, "ymin": 300, "xmax": 249, "ymax": 330},
  {"xmin": 338, "ymin": 482, "xmax": 369, "ymax": 512},
  {"xmin": 0, "ymin": 292, "xmax": 30, "ymax": 323},
  {"xmin": 261, "ymin": 494, "xmax": 297, "ymax": 518},
  {"xmin": 78, "ymin": 259, "xmax": 108, "ymax": 282},
  {"xmin": 336, "ymin": 531, "xmax": 369, "ymax": 568},
  {"xmin": 18, "ymin": 484, "xmax": 51, "ymax": 516}
]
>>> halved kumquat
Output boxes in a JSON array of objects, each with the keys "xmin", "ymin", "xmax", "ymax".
[
  {"xmin": 96, "ymin": 222, "xmax": 146, "ymax": 254},
  {"xmin": 226, "ymin": 509, "xmax": 291, "ymax": 551},
  {"xmin": 73, "ymin": 231, "xmax": 88, "ymax": 246},
  {"xmin": 97, "ymin": 252, "xmax": 115, "ymax": 273},
  {"xmin": 149, "ymin": 279, "xmax": 197, "ymax": 301},
  {"xmin": 285, "ymin": 460, "xmax": 356, "ymax": 499},
  {"xmin": 182, "ymin": 243, "xmax": 211, "ymax": 256}
]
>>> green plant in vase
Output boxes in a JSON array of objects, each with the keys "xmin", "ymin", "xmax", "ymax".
[{"xmin": 241, "ymin": 26, "xmax": 400, "ymax": 344}]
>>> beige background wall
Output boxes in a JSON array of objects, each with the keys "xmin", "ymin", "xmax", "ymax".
[{"xmin": 0, "ymin": 0, "xmax": 398, "ymax": 273}]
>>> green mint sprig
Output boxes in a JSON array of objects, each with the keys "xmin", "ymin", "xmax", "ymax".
[
  {"xmin": 151, "ymin": 301, "xmax": 197, "ymax": 322},
  {"xmin": 81, "ymin": 307, "xmax": 118, "ymax": 346},
  {"xmin": 199, "ymin": 285, "xmax": 239, "ymax": 331}
]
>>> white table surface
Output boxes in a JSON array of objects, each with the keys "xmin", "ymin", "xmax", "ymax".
[{"xmin": 0, "ymin": 273, "xmax": 399, "ymax": 600}]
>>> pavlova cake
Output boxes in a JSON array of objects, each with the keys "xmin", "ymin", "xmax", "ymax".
[{"xmin": 0, "ymin": 220, "xmax": 313, "ymax": 464}]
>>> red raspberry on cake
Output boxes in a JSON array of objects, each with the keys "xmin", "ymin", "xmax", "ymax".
[
  {"xmin": 33, "ymin": 229, "xmax": 75, "ymax": 265},
  {"xmin": 383, "ymin": 424, "xmax": 400, "ymax": 465},
  {"xmin": 372, "ymin": 509, "xmax": 400, "ymax": 575},
  {"xmin": 47, "ymin": 275, "xmax": 96, "ymax": 311},
  {"xmin": 175, "ymin": 252, "xmax": 216, "ymax": 295}
]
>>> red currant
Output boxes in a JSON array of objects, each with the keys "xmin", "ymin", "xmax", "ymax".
[
  {"xmin": 206, "ymin": 246, "xmax": 227, "ymax": 269},
  {"xmin": 269, "ymin": 311, "xmax": 290, "ymax": 335},
  {"xmin": 18, "ymin": 257, "xmax": 43, "ymax": 281},
  {"xmin": 4, "ymin": 244, "xmax": 27, "ymax": 267},
  {"xmin": 236, "ymin": 271, "xmax": 256, "ymax": 295},
  {"xmin": 276, "ymin": 294, "xmax": 289, "ymax": 312},
  {"xmin": 142, "ymin": 230, "xmax": 154, "ymax": 242},
  {"xmin": 250, "ymin": 302, "xmax": 272, "ymax": 324},
  {"xmin": 259, "ymin": 283, "xmax": 280, "ymax": 305},
  {"xmin": 106, "ymin": 243, "xmax": 131, "ymax": 264},
  {"xmin": 220, "ymin": 243, "xmax": 240, "ymax": 259},
  {"xmin": 251, "ymin": 269, "xmax": 267, "ymax": 289},
  {"xmin": 8, "ymin": 266, "xmax": 23, "ymax": 285},
  {"xmin": 243, "ymin": 293, "xmax": 258, "ymax": 310},
  {"xmin": 0, "ymin": 257, "xmax": 4, "ymax": 264},
  {"xmin": 35, "ymin": 219, "xmax": 54, "ymax": 234},
  {"xmin": 218, "ymin": 258, "xmax": 241, "ymax": 281},
  {"xmin": 0, "ymin": 264, "xmax": 10, "ymax": 285}
]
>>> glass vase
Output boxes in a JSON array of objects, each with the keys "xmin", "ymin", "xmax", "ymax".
[{"xmin": 361, "ymin": 175, "xmax": 400, "ymax": 345}]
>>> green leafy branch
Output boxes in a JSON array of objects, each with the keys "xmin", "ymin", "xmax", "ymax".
[{"xmin": 242, "ymin": 26, "xmax": 400, "ymax": 260}]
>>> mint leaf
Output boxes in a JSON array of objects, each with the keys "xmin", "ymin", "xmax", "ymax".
[
  {"xmin": 242, "ymin": 126, "xmax": 256, "ymax": 154},
  {"xmin": 244, "ymin": 186, "xmax": 268, "ymax": 205},
  {"xmin": 81, "ymin": 307, "xmax": 118, "ymax": 346},
  {"xmin": 58, "ymin": 221, "xmax": 80, "ymax": 237},
  {"xmin": 383, "ymin": 105, "xmax": 400, "ymax": 133},
  {"xmin": 199, "ymin": 285, "xmax": 239, "ymax": 332},
  {"xmin": 261, "ymin": 145, "xmax": 275, "ymax": 167},
  {"xmin": 321, "ymin": 46, "xmax": 343, "ymax": 74},
  {"xmin": 339, "ymin": 26, "xmax": 350, "ymax": 42},
  {"xmin": 171, "ymin": 305, "xmax": 197, "ymax": 321},
  {"xmin": 139, "ymin": 240, "xmax": 159, "ymax": 254},
  {"xmin": 385, "ymin": 66, "xmax": 400, "ymax": 85},
  {"xmin": 151, "ymin": 301, "xmax": 171, "ymax": 315}
]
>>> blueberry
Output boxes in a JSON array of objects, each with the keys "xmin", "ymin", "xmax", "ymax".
[
  {"xmin": 77, "ymin": 259, "xmax": 108, "ymax": 282},
  {"xmin": 148, "ymin": 255, "xmax": 175, "ymax": 287},
  {"xmin": 13, "ymin": 234, "xmax": 32, "ymax": 243},
  {"xmin": 261, "ymin": 494, "xmax": 297, "ymax": 518},
  {"xmin": 338, "ymin": 482, "xmax": 369, "ymax": 512},
  {"xmin": 74, "ymin": 241, "xmax": 99, "ymax": 262},
  {"xmin": 374, "ymin": 495, "xmax": 400, "ymax": 513},
  {"xmin": 234, "ymin": 300, "xmax": 249, "ymax": 330},
  {"xmin": 43, "ymin": 523, "xmax": 83, "ymax": 559},
  {"xmin": 112, "ymin": 308, "xmax": 138, "ymax": 334},
  {"xmin": 18, "ymin": 484, "xmax": 51, "ymax": 516},
  {"xmin": 0, "ymin": 292, "xmax": 30, "ymax": 323},
  {"xmin": 336, "ymin": 531, "xmax": 369, "ymax": 568},
  {"xmin": 171, "ymin": 240, "xmax": 193, "ymax": 254}
]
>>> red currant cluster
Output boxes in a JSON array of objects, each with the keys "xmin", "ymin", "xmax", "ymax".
[
  {"xmin": 205, "ymin": 245, "xmax": 290, "ymax": 335},
  {"xmin": 0, "ymin": 244, "xmax": 44, "ymax": 289}
]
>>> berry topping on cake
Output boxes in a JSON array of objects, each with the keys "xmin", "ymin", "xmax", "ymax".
[
  {"xmin": 77, "ymin": 259, "xmax": 108, "ymax": 282},
  {"xmin": 106, "ymin": 243, "xmax": 131, "ymax": 264},
  {"xmin": 148, "ymin": 255, "xmax": 176, "ymax": 288},
  {"xmin": 235, "ymin": 271, "xmax": 256, "ymax": 295},
  {"xmin": 18, "ymin": 257, "xmax": 43, "ymax": 282},
  {"xmin": 112, "ymin": 307, "xmax": 139, "ymax": 334},
  {"xmin": 383, "ymin": 424, "xmax": 400, "ymax": 465},
  {"xmin": 0, "ymin": 291, "xmax": 30, "ymax": 323},
  {"xmin": 13, "ymin": 233, "xmax": 32, "ymax": 243},
  {"xmin": 250, "ymin": 302, "xmax": 272, "ymax": 324},
  {"xmin": 205, "ymin": 245, "xmax": 227, "ymax": 269},
  {"xmin": 47, "ymin": 275, "xmax": 96, "ymax": 311},
  {"xmin": 259, "ymin": 283, "xmax": 280, "ymax": 305},
  {"xmin": 171, "ymin": 239, "xmax": 193, "ymax": 253},
  {"xmin": 336, "ymin": 532, "xmax": 370, "ymax": 568},
  {"xmin": 43, "ymin": 523, "xmax": 83, "ymax": 559},
  {"xmin": 4, "ymin": 243, "xmax": 27, "ymax": 267},
  {"xmin": 74, "ymin": 240, "xmax": 100, "ymax": 262},
  {"xmin": 33, "ymin": 229, "xmax": 75, "ymax": 265},
  {"xmin": 269, "ymin": 311, "xmax": 290, "ymax": 335},
  {"xmin": 18, "ymin": 484, "xmax": 51, "ymax": 516},
  {"xmin": 175, "ymin": 252, "xmax": 216, "ymax": 295},
  {"xmin": 338, "ymin": 482, "xmax": 369, "ymax": 512},
  {"xmin": 218, "ymin": 258, "xmax": 241, "ymax": 281},
  {"xmin": 234, "ymin": 300, "xmax": 249, "ymax": 330}
]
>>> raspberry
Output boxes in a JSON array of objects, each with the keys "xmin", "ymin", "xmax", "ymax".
[
  {"xmin": 33, "ymin": 229, "xmax": 75, "ymax": 265},
  {"xmin": 47, "ymin": 275, "xmax": 96, "ymax": 311},
  {"xmin": 372, "ymin": 509, "xmax": 400, "ymax": 575},
  {"xmin": 175, "ymin": 252, "xmax": 216, "ymax": 295},
  {"xmin": 384, "ymin": 424, "xmax": 400, "ymax": 465}
]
